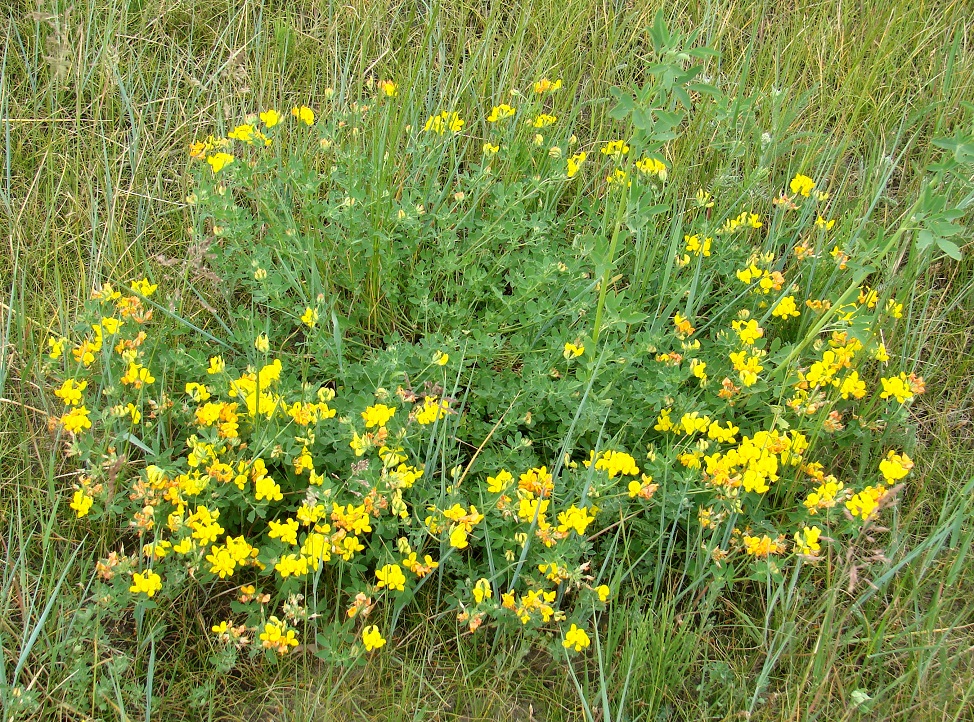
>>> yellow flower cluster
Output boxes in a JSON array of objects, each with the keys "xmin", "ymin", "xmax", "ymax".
[
  {"xmin": 703, "ymin": 430, "xmax": 808, "ymax": 495},
  {"xmin": 424, "ymin": 110, "xmax": 464, "ymax": 134}
]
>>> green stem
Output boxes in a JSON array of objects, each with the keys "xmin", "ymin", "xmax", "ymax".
[{"xmin": 591, "ymin": 182, "xmax": 630, "ymax": 345}]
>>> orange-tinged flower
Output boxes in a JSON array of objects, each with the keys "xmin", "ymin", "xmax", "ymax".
[
  {"xmin": 742, "ymin": 534, "xmax": 786, "ymax": 557},
  {"xmin": 533, "ymin": 78, "xmax": 562, "ymax": 93}
]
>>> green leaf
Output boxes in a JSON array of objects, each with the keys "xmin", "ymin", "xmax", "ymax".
[
  {"xmin": 916, "ymin": 229, "xmax": 934, "ymax": 250},
  {"xmin": 937, "ymin": 237, "xmax": 963, "ymax": 260}
]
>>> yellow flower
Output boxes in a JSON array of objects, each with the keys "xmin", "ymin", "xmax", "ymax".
[
  {"xmin": 789, "ymin": 173, "xmax": 815, "ymax": 197},
  {"xmin": 416, "ymin": 397, "xmax": 450, "ymax": 425},
  {"xmin": 531, "ymin": 114, "xmax": 557, "ymax": 128},
  {"xmin": 588, "ymin": 450, "xmax": 640, "ymax": 478},
  {"xmin": 486, "ymin": 104, "xmax": 516, "ymax": 122},
  {"xmin": 61, "ymin": 406, "xmax": 92, "ymax": 434},
  {"xmin": 482, "ymin": 142, "xmax": 500, "ymax": 155},
  {"xmin": 375, "ymin": 563, "xmax": 407, "ymax": 592},
  {"xmin": 449, "ymin": 526, "xmax": 469, "ymax": 549},
  {"xmin": 596, "ymin": 585, "xmax": 610, "ymax": 603},
  {"xmin": 228, "ymin": 123, "xmax": 255, "ymax": 143},
  {"xmin": 695, "ymin": 189, "xmax": 715, "ymax": 208},
  {"xmin": 130, "ymin": 278, "xmax": 158, "ymax": 297},
  {"xmin": 706, "ymin": 420, "xmax": 738, "ymax": 444},
  {"xmin": 742, "ymin": 534, "xmax": 786, "ymax": 557},
  {"xmin": 378, "ymin": 80, "xmax": 397, "ymax": 97},
  {"xmin": 563, "ymin": 342, "xmax": 584, "ymax": 359},
  {"xmin": 815, "ymin": 215, "xmax": 836, "ymax": 230},
  {"xmin": 206, "ymin": 153, "xmax": 234, "ymax": 174},
  {"xmin": 601, "ymin": 140, "xmax": 630, "ymax": 156},
  {"xmin": 606, "ymin": 169, "xmax": 630, "ymax": 186},
  {"xmin": 684, "ymin": 234, "xmax": 711, "ymax": 256},
  {"xmin": 729, "ymin": 350, "xmax": 764, "ymax": 387},
  {"xmin": 362, "ymin": 403, "xmax": 396, "ymax": 428},
  {"xmin": 291, "ymin": 106, "xmax": 315, "ymax": 125},
  {"xmin": 556, "ymin": 505, "xmax": 595, "ymax": 535},
  {"xmin": 259, "ymin": 617, "xmax": 299, "ymax": 653},
  {"xmin": 255, "ymin": 334, "xmax": 270, "ymax": 353},
  {"xmin": 70, "ymin": 489, "xmax": 94, "ymax": 517},
  {"xmin": 804, "ymin": 477, "xmax": 844, "ymax": 513},
  {"xmin": 101, "ymin": 317, "xmax": 122, "ymax": 334},
  {"xmin": 533, "ymin": 78, "xmax": 562, "ymax": 93},
  {"xmin": 691, "ymin": 359, "xmax": 707, "ymax": 380},
  {"xmin": 736, "ymin": 264, "xmax": 761, "ymax": 284},
  {"xmin": 268, "ymin": 518, "xmax": 300, "ymax": 546},
  {"xmin": 880, "ymin": 374, "xmax": 913, "ymax": 403},
  {"xmin": 47, "ymin": 336, "xmax": 65, "ymax": 359},
  {"xmin": 185, "ymin": 382, "xmax": 211, "ymax": 402},
  {"xmin": 487, "ymin": 469, "xmax": 512, "ymax": 493},
  {"xmin": 254, "ymin": 475, "xmax": 283, "ymax": 502},
  {"xmin": 433, "ymin": 350, "xmax": 449, "ymax": 366},
  {"xmin": 55, "ymin": 378, "xmax": 87, "ymax": 406},
  {"xmin": 172, "ymin": 537, "xmax": 195, "ymax": 554},
  {"xmin": 886, "ymin": 299, "xmax": 904, "ymax": 318},
  {"xmin": 260, "ymin": 109, "xmax": 281, "ymax": 128},
  {"xmin": 129, "ymin": 570, "xmax": 162, "ymax": 598},
  {"xmin": 794, "ymin": 526, "xmax": 822, "ymax": 555},
  {"xmin": 845, "ymin": 485, "xmax": 885, "ymax": 520},
  {"xmin": 424, "ymin": 111, "xmax": 464, "ymax": 134},
  {"xmin": 472, "ymin": 578, "xmax": 492, "ymax": 604},
  {"xmin": 120, "ymin": 403, "xmax": 142, "ymax": 424},
  {"xmin": 566, "ymin": 152, "xmax": 586, "ymax": 178},
  {"xmin": 840, "ymin": 371, "xmax": 867, "ymax": 400},
  {"xmin": 562, "ymin": 624, "xmax": 591, "ymax": 652},
  {"xmin": 207, "ymin": 356, "xmax": 226, "ymax": 374},
  {"xmin": 771, "ymin": 296, "xmax": 800, "ymax": 319},
  {"xmin": 635, "ymin": 156, "xmax": 667, "ymax": 177},
  {"xmin": 362, "ymin": 625, "xmax": 386, "ymax": 651},
  {"xmin": 120, "ymin": 362, "xmax": 155, "ymax": 388},
  {"xmin": 673, "ymin": 312, "xmax": 695, "ymax": 337},
  {"xmin": 205, "ymin": 545, "xmax": 237, "ymax": 578},
  {"xmin": 732, "ymin": 319, "xmax": 764, "ymax": 345},
  {"xmin": 879, "ymin": 450, "xmax": 913, "ymax": 484},
  {"xmin": 300, "ymin": 307, "xmax": 319, "ymax": 328},
  {"xmin": 274, "ymin": 553, "xmax": 309, "ymax": 579}
]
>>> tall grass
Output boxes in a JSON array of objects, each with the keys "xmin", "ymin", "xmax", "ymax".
[{"xmin": 1, "ymin": 0, "xmax": 972, "ymax": 719}]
